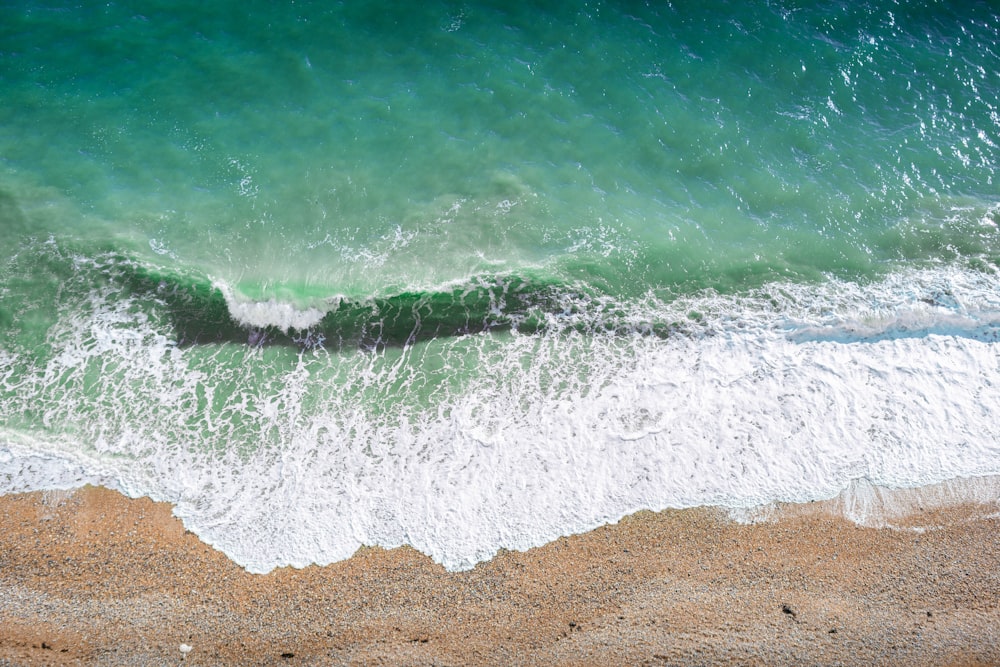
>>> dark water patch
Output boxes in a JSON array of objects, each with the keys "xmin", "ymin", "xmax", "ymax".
[
  {"xmin": 118, "ymin": 260, "xmax": 685, "ymax": 351},
  {"xmin": 118, "ymin": 261, "xmax": 247, "ymax": 345}
]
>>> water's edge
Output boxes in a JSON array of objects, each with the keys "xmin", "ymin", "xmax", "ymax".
[
  {"xmin": 19, "ymin": 473, "xmax": 1000, "ymax": 574},
  {"xmin": 730, "ymin": 473, "xmax": 1000, "ymax": 530}
]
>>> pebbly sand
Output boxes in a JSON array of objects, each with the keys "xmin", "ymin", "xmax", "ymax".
[{"xmin": 1, "ymin": 482, "xmax": 999, "ymax": 666}]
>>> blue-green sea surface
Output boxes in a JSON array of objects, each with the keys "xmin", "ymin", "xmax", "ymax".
[{"xmin": 1, "ymin": 1, "xmax": 999, "ymax": 571}]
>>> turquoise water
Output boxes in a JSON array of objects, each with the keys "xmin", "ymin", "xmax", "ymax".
[{"xmin": 1, "ymin": 1, "xmax": 999, "ymax": 571}]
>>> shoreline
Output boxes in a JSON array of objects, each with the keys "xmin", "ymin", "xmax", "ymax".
[{"xmin": 1, "ymin": 481, "xmax": 999, "ymax": 665}]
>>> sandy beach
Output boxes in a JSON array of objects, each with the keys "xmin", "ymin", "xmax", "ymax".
[{"xmin": 1, "ymin": 483, "xmax": 998, "ymax": 666}]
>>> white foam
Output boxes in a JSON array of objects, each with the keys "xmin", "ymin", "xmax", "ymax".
[
  {"xmin": 730, "ymin": 475, "xmax": 1000, "ymax": 528},
  {"xmin": 3, "ymin": 265, "xmax": 1000, "ymax": 572},
  {"xmin": 215, "ymin": 281, "xmax": 326, "ymax": 332}
]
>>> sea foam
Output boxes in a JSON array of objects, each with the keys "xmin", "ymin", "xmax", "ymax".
[
  {"xmin": 2, "ymin": 266, "xmax": 1000, "ymax": 572},
  {"xmin": 216, "ymin": 282, "xmax": 327, "ymax": 332}
]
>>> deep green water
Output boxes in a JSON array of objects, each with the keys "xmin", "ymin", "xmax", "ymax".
[{"xmin": 1, "ymin": 1, "xmax": 998, "ymax": 571}]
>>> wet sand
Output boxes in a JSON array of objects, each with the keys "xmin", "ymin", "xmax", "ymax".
[{"xmin": 1, "ymin": 484, "xmax": 999, "ymax": 666}]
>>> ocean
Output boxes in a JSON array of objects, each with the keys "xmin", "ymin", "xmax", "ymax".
[{"xmin": 0, "ymin": 0, "xmax": 998, "ymax": 572}]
